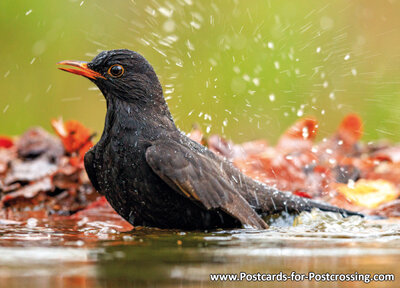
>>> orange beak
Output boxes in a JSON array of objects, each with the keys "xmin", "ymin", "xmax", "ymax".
[{"xmin": 57, "ymin": 60, "xmax": 105, "ymax": 80}]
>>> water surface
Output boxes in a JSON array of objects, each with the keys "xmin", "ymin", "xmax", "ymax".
[{"xmin": 0, "ymin": 209, "xmax": 399, "ymax": 288}]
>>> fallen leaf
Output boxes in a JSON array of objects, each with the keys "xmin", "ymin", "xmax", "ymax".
[
  {"xmin": 338, "ymin": 113, "xmax": 363, "ymax": 146},
  {"xmin": 0, "ymin": 136, "xmax": 13, "ymax": 149},
  {"xmin": 51, "ymin": 118, "xmax": 93, "ymax": 161},
  {"xmin": 16, "ymin": 127, "xmax": 64, "ymax": 159},
  {"xmin": 375, "ymin": 199, "xmax": 400, "ymax": 218},
  {"xmin": 335, "ymin": 179, "xmax": 399, "ymax": 209},
  {"xmin": 277, "ymin": 117, "xmax": 318, "ymax": 152},
  {"xmin": 2, "ymin": 177, "xmax": 53, "ymax": 206}
]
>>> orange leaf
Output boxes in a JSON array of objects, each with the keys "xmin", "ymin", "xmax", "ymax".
[
  {"xmin": 282, "ymin": 117, "xmax": 318, "ymax": 140},
  {"xmin": 51, "ymin": 118, "xmax": 93, "ymax": 167},
  {"xmin": 337, "ymin": 113, "xmax": 363, "ymax": 146},
  {"xmin": 277, "ymin": 117, "xmax": 318, "ymax": 152}
]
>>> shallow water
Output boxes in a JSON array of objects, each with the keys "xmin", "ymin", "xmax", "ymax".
[{"xmin": 0, "ymin": 209, "xmax": 399, "ymax": 288}]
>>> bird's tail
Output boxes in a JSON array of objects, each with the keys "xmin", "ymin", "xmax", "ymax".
[{"xmin": 253, "ymin": 189, "xmax": 364, "ymax": 217}]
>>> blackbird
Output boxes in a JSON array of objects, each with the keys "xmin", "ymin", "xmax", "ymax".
[{"xmin": 58, "ymin": 49, "xmax": 362, "ymax": 230}]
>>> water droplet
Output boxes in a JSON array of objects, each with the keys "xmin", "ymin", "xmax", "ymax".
[
  {"xmin": 320, "ymin": 16, "xmax": 334, "ymax": 30},
  {"xmin": 26, "ymin": 218, "xmax": 38, "ymax": 228},
  {"xmin": 163, "ymin": 19, "xmax": 176, "ymax": 32},
  {"xmin": 3, "ymin": 104, "xmax": 10, "ymax": 113},
  {"xmin": 190, "ymin": 21, "xmax": 201, "ymax": 30},
  {"xmin": 269, "ymin": 94, "xmax": 275, "ymax": 102},
  {"xmin": 347, "ymin": 179, "xmax": 355, "ymax": 189},
  {"xmin": 252, "ymin": 78, "xmax": 260, "ymax": 86},
  {"xmin": 158, "ymin": 7, "xmax": 173, "ymax": 17}
]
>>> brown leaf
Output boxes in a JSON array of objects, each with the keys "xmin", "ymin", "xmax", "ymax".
[
  {"xmin": 16, "ymin": 127, "xmax": 64, "ymax": 160},
  {"xmin": 375, "ymin": 199, "xmax": 400, "ymax": 218},
  {"xmin": 2, "ymin": 177, "xmax": 53, "ymax": 206},
  {"xmin": 4, "ymin": 157, "xmax": 58, "ymax": 185}
]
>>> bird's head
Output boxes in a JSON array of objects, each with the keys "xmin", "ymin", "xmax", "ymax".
[{"xmin": 58, "ymin": 49, "xmax": 164, "ymax": 104}]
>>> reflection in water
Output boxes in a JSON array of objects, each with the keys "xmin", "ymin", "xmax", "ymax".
[{"xmin": 0, "ymin": 210, "xmax": 399, "ymax": 287}]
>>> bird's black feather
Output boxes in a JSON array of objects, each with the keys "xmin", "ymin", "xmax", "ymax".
[
  {"xmin": 61, "ymin": 49, "xmax": 363, "ymax": 230},
  {"xmin": 146, "ymin": 140, "xmax": 268, "ymax": 229},
  {"xmin": 83, "ymin": 148, "xmax": 102, "ymax": 194}
]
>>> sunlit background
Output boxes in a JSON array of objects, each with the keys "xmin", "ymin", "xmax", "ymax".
[{"xmin": 1, "ymin": 0, "xmax": 400, "ymax": 143}]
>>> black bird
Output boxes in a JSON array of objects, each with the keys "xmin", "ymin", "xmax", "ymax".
[{"xmin": 58, "ymin": 49, "xmax": 361, "ymax": 230}]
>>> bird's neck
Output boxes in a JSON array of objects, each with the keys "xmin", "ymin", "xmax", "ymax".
[{"xmin": 100, "ymin": 96, "xmax": 177, "ymax": 143}]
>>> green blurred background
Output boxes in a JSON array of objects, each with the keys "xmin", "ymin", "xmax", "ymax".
[{"xmin": 1, "ymin": 0, "xmax": 399, "ymax": 143}]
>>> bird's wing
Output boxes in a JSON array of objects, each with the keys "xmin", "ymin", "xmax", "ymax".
[
  {"xmin": 145, "ymin": 141, "xmax": 268, "ymax": 229},
  {"xmin": 84, "ymin": 148, "xmax": 103, "ymax": 194}
]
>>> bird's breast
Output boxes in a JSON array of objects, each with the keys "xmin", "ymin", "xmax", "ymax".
[{"xmin": 93, "ymin": 134, "xmax": 163, "ymax": 216}]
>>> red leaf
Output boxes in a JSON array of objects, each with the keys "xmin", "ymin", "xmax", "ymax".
[
  {"xmin": 0, "ymin": 136, "xmax": 13, "ymax": 148},
  {"xmin": 293, "ymin": 190, "xmax": 313, "ymax": 199}
]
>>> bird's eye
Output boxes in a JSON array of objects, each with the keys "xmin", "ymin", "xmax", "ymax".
[{"xmin": 108, "ymin": 64, "xmax": 124, "ymax": 78}]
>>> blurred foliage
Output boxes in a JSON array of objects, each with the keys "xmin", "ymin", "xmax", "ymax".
[{"xmin": 1, "ymin": 0, "xmax": 400, "ymax": 143}]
